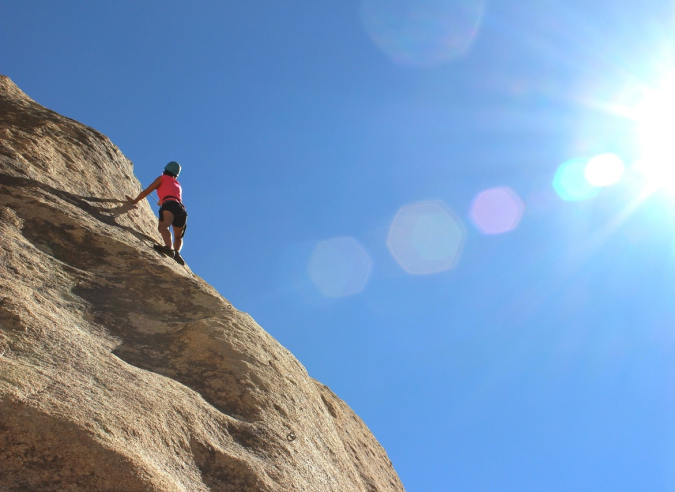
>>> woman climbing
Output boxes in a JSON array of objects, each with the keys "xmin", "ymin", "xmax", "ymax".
[{"xmin": 129, "ymin": 161, "xmax": 188, "ymax": 265}]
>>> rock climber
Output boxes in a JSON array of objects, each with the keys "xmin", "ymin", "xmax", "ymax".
[{"xmin": 129, "ymin": 161, "xmax": 188, "ymax": 265}]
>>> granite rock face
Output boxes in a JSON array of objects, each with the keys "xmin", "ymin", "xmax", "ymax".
[{"xmin": 0, "ymin": 75, "xmax": 404, "ymax": 492}]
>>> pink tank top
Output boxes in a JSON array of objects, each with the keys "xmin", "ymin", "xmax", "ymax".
[{"xmin": 157, "ymin": 174, "xmax": 182, "ymax": 204}]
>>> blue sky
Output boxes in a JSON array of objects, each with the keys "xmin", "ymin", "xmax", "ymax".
[{"xmin": 4, "ymin": 1, "xmax": 675, "ymax": 490}]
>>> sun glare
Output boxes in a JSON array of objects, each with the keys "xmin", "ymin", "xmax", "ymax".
[{"xmin": 633, "ymin": 73, "xmax": 675, "ymax": 190}]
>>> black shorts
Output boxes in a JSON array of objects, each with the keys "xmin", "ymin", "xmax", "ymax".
[{"xmin": 159, "ymin": 200, "xmax": 188, "ymax": 229}]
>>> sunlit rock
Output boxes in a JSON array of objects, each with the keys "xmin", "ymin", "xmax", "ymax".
[{"xmin": 0, "ymin": 75, "xmax": 403, "ymax": 492}]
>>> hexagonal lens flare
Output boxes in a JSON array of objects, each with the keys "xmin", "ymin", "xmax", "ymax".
[
  {"xmin": 359, "ymin": 0, "xmax": 485, "ymax": 67},
  {"xmin": 387, "ymin": 200, "xmax": 465, "ymax": 275},
  {"xmin": 584, "ymin": 153, "xmax": 625, "ymax": 187},
  {"xmin": 469, "ymin": 187, "xmax": 524, "ymax": 235},
  {"xmin": 553, "ymin": 158, "xmax": 599, "ymax": 201},
  {"xmin": 308, "ymin": 237, "xmax": 372, "ymax": 298}
]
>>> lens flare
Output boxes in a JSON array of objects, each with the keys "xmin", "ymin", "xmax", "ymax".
[
  {"xmin": 359, "ymin": 0, "xmax": 485, "ymax": 67},
  {"xmin": 469, "ymin": 187, "xmax": 524, "ymax": 235},
  {"xmin": 308, "ymin": 237, "xmax": 372, "ymax": 298},
  {"xmin": 387, "ymin": 200, "xmax": 465, "ymax": 274},
  {"xmin": 553, "ymin": 158, "xmax": 599, "ymax": 201},
  {"xmin": 584, "ymin": 153, "xmax": 625, "ymax": 187}
]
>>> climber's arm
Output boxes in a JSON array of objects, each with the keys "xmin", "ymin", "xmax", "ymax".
[{"xmin": 129, "ymin": 176, "xmax": 162, "ymax": 206}]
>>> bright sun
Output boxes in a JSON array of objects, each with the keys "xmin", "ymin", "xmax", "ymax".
[{"xmin": 633, "ymin": 73, "xmax": 675, "ymax": 190}]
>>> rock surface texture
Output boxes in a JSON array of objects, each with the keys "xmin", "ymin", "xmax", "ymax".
[{"xmin": 0, "ymin": 75, "xmax": 404, "ymax": 492}]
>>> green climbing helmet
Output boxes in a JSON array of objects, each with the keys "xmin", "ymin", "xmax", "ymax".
[{"xmin": 164, "ymin": 161, "xmax": 181, "ymax": 176}]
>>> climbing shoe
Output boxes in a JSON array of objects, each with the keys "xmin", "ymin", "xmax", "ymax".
[
  {"xmin": 174, "ymin": 252, "xmax": 185, "ymax": 266},
  {"xmin": 153, "ymin": 244, "xmax": 174, "ymax": 257}
]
